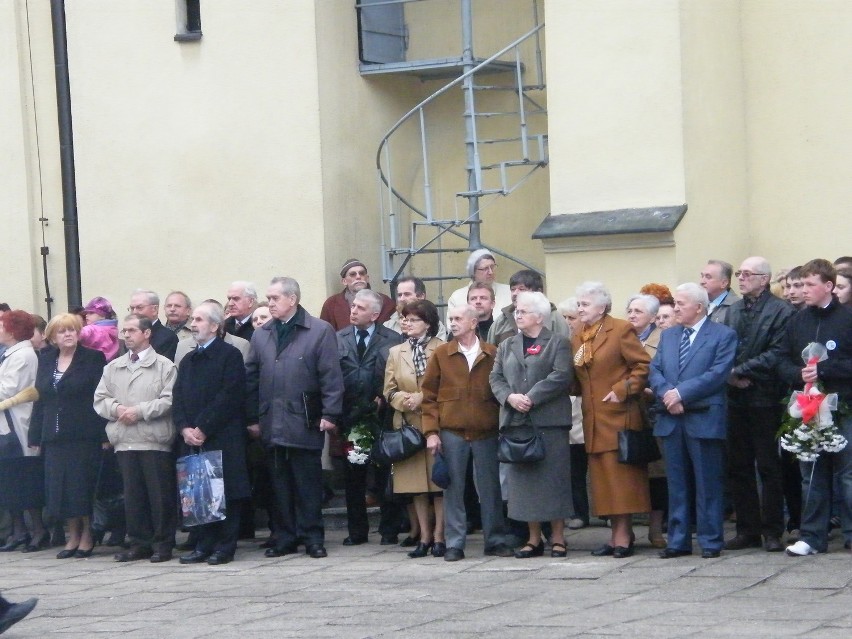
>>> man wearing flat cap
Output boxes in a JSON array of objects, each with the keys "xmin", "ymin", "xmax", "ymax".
[{"xmin": 320, "ymin": 259, "xmax": 395, "ymax": 331}]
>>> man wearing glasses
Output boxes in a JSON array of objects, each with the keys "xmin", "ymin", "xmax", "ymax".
[
  {"xmin": 447, "ymin": 249, "xmax": 512, "ymax": 320},
  {"xmin": 700, "ymin": 260, "xmax": 739, "ymax": 324},
  {"xmin": 722, "ymin": 257, "xmax": 795, "ymax": 553},
  {"xmin": 128, "ymin": 289, "xmax": 178, "ymax": 361}
]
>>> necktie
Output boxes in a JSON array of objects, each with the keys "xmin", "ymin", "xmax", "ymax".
[
  {"xmin": 678, "ymin": 327, "xmax": 694, "ymax": 370},
  {"xmin": 130, "ymin": 353, "xmax": 139, "ymax": 363},
  {"xmin": 356, "ymin": 329, "xmax": 369, "ymax": 360}
]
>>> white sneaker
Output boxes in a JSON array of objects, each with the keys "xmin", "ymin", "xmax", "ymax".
[{"xmin": 785, "ymin": 540, "xmax": 816, "ymax": 556}]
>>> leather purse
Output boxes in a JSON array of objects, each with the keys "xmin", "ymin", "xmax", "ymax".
[
  {"xmin": 617, "ymin": 428, "xmax": 660, "ymax": 465},
  {"xmin": 497, "ymin": 428, "xmax": 546, "ymax": 464},
  {"xmin": 617, "ymin": 380, "xmax": 661, "ymax": 465},
  {"xmin": 371, "ymin": 420, "xmax": 426, "ymax": 465}
]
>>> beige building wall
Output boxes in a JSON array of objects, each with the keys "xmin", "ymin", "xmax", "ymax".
[
  {"xmin": 542, "ymin": 0, "xmax": 851, "ymax": 313},
  {"xmin": 742, "ymin": 1, "xmax": 852, "ymax": 268}
]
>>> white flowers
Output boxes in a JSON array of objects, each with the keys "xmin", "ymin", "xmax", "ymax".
[{"xmin": 346, "ymin": 423, "xmax": 375, "ymax": 466}]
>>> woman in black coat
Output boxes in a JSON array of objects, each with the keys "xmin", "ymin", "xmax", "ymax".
[{"xmin": 29, "ymin": 313, "xmax": 107, "ymax": 559}]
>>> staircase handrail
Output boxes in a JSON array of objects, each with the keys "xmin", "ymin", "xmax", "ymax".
[{"xmin": 375, "ymin": 22, "xmax": 544, "ymax": 186}]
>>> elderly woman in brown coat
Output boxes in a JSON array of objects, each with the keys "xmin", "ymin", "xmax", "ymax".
[
  {"xmin": 384, "ymin": 300, "xmax": 446, "ymax": 558},
  {"xmin": 573, "ymin": 282, "xmax": 651, "ymax": 558}
]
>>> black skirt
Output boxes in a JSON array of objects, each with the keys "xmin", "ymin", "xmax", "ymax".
[
  {"xmin": 43, "ymin": 440, "xmax": 101, "ymax": 520},
  {"xmin": 0, "ymin": 456, "xmax": 45, "ymax": 511}
]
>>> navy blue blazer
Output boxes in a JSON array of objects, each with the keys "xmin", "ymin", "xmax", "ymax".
[{"xmin": 649, "ymin": 319, "xmax": 738, "ymax": 440}]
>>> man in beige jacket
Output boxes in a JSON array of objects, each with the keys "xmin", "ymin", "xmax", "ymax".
[{"xmin": 94, "ymin": 314, "xmax": 177, "ymax": 563}]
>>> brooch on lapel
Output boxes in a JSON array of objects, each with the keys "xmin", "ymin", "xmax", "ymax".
[{"xmin": 526, "ymin": 344, "xmax": 542, "ymax": 355}]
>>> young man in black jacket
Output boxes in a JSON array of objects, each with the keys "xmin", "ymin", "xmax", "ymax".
[{"xmin": 778, "ymin": 259, "xmax": 852, "ymax": 556}]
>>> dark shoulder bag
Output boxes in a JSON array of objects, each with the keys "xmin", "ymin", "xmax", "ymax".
[
  {"xmin": 497, "ymin": 425, "xmax": 545, "ymax": 464},
  {"xmin": 617, "ymin": 380, "xmax": 661, "ymax": 465},
  {"xmin": 371, "ymin": 419, "xmax": 426, "ymax": 465}
]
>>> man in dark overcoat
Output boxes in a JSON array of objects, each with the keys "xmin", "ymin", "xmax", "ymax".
[
  {"xmin": 337, "ymin": 289, "xmax": 403, "ymax": 545},
  {"xmin": 173, "ymin": 302, "xmax": 250, "ymax": 566}
]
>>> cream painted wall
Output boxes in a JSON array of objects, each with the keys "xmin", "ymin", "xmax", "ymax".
[
  {"xmin": 62, "ymin": 0, "xmax": 329, "ymax": 315},
  {"xmin": 1, "ymin": 0, "xmax": 64, "ymax": 315},
  {"xmin": 543, "ymin": 0, "xmax": 687, "ymax": 308},
  {"xmin": 677, "ymin": 0, "xmax": 749, "ymax": 279},
  {"xmin": 547, "ymin": 0, "xmax": 686, "ymax": 216},
  {"xmin": 742, "ymin": 1, "xmax": 852, "ymax": 269}
]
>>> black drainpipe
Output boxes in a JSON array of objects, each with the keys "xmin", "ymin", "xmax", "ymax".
[{"xmin": 50, "ymin": 0, "xmax": 82, "ymax": 309}]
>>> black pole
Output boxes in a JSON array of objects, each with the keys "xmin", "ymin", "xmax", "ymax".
[{"xmin": 50, "ymin": 0, "xmax": 82, "ymax": 309}]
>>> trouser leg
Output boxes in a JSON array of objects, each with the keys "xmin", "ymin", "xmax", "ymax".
[
  {"xmin": 117, "ymin": 452, "xmax": 153, "ymax": 550},
  {"xmin": 440, "ymin": 430, "xmax": 471, "ymax": 550},
  {"xmin": 140, "ymin": 451, "xmax": 176, "ymax": 554},
  {"xmin": 344, "ymin": 459, "xmax": 369, "ymax": 540},
  {"xmin": 288, "ymin": 447, "xmax": 325, "ymax": 547},
  {"xmin": 266, "ymin": 447, "xmax": 298, "ymax": 549},
  {"xmin": 470, "ymin": 435, "xmax": 506, "ymax": 549}
]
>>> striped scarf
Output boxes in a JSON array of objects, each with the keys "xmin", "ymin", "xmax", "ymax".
[{"xmin": 409, "ymin": 336, "xmax": 429, "ymax": 378}]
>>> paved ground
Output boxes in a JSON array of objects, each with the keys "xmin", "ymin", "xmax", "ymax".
[{"xmin": 2, "ymin": 521, "xmax": 851, "ymax": 638}]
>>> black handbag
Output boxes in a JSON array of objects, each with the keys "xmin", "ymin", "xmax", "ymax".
[
  {"xmin": 617, "ymin": 380, "xmax": 661, "ymax": 465},
  {"xmin": 0, "ymin": 410, "xmax": 23, "ymax": 460},
  {"xmin": 371, "ymin": 421, "xmax": 426, "ymax": 465},
  {"xmin": 617, "ymin": 428, "xmax": 661, "ymax": 465},
  {"xmin": 497, "ymin": 428, "xmax": 545, "ymax": 464}
]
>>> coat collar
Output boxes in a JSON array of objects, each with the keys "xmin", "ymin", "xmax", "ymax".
[{"xmin": 510, "ymin": 326, "xmax": 552, "ymax": 362}]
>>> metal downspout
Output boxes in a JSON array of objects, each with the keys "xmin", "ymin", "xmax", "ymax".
[{"xmin": 50, "ymin": 0, "xmax": 82, "ymax": 308}]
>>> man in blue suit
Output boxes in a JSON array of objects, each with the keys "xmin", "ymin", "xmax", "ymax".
[{"xmin": 650, "ymin": 282, "xmax": 738, "ymax": 558}]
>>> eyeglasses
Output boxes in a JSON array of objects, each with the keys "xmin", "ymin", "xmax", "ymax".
[
  {"xmin": 127, "ymin": 304, "xmax": 153, "ymax": 312},
  {"xmin": 513, "ymin": 309, "xmax": 532, "ymax": 317},
  {"xmin": 400, "ymin": 316, "xmax": 424, "ymax": 323},
  {"xmin": 475, "ymin": 264, "xmax": 497, "ymax": 273},
  {"xmin": 734, "ymin": 271, "xmax": 768, "ymax": 279}
]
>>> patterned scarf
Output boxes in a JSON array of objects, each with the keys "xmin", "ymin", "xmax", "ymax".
[
  {"xmin": 573, "ymin": 318, "xmax": 604, "ymax": 367},
  {"xmin": 409, "ymin": 336, "xmax": 429, "ymax": 378}
]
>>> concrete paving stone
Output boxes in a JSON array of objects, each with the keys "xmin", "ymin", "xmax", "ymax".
[
  {"xmin": 597, "ymin": 621, "xmax": 716, "ymax": 638},
  {"xmin": 627, "ymin": 576, "xmax": 767, "ymax": 602},
  {"xmin": 767, "ymin": 569, "xmax": 852, "ymax": 589}
]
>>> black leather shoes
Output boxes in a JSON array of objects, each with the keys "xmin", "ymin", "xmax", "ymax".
[
  {"xmin": 207, "ymin": 552, "xmax": 233, "ymax": 565},
  {"xmin": 22, "ymin": 532, "xmax": 51, "ymax": 553},
  {"xmin": 399, "ymin": 536, "xmax": 418, "ymax": 547},
  {"xmin": 306, "ymin": 544, "xmax": 327, "ymax": 558},
  {"xmin": 485, "ymin": 543, "xmax": 515, "ymax": 557},
  {"xmin": 264, "ymin": 545, "xmax": 297, "ymax": 558},
  {"xmin": 612, "ymin": 545, "xmax": 634, "ymax": 558},
  {"xmin": 764, "ymin": 536, "xmax": 783, "ymax": 552},
  {"xmin": 590, "ymin": 544, "xmax": 615, "ymax": 557},
  {"xmin": 114, "ymin": 548, "xmax": 153, "ymax": 562},
  {"xmin": 659, "ymin": 548, "xmax": 692, "ymax": 558},
  {"xmin": 0, "ymin": 534, "xmax": 30, "ymax": 553},
  {"xmin": 56, "ymin": 548, "xmax": 78, "ymax": 559},
  {"xmin": 379, "ymin": 535, "xmax": 399, "ymax": 545},
  {"xmin": 179, "ymin": 550, "xmax": 211, "ymax": 564},
  {"xmin": 431, "ymin": 542, "xmax": 446, "ymax": 557},
  {"xmin": 149, "ymin": 552, "xmax": 172, "ymax": 563},
  {"xmin": 724, "ymin": 534, "xmax": 761, "ymax": 550},
  {"xmin": 443, "ymin": 547, "xmax": 465, "ymax": 562},
  {"xmin": 701, "ymin": 549, "xmax": 721, "ymax": 558},
  {"xmin": 342, "ymin": 536, "xmax": 367, "ymax": 546},
  {"xmin": 513, "ymin": 541, "xmax": 544, "ymax": 559},
  {"xmin": 407, "ymin": 542, "xmax": 433, "ymax": 558}
]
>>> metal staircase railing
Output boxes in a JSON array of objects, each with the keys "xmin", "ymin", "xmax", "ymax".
[{"xmin": 376, "ymin": 15, "xmax": 547, "ymax": 307}]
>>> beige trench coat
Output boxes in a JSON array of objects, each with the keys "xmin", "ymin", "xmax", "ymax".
[{"xmin": 383, "ymin": 337, "xmax": 443, "ymax": 494}]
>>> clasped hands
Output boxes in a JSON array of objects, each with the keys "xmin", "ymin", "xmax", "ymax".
[
  {"xmin": 115, "ymin": 404, "xmax": 140, "ymax": 425},
  {"xmin": 661, "ymin": 389, "xmax": 684, "ymax": 415},
  {"xmin": 507, "ymin": 393, "xmax": 534, "ymax": 413},
  {"xmin": 182, "ymin": 426, "xmax": 206, "ymax": 447}
]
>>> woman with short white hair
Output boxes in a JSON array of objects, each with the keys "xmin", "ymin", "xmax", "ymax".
[
  {"xmin": 490, "ymin": 292, "xmax": 574, "ymax": 558},
  {"xmin": 572, "ymin": 282, "xmax": 651, "ymax": 558}
]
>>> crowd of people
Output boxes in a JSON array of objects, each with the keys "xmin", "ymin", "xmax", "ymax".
[{"xmin": 1, "ymin": 251, "xmax": 851, "ymax": 569}]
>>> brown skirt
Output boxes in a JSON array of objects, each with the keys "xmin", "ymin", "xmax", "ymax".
[{"xmin": 588, "ymin": 450, "xmax": 651, "ymax": 516}]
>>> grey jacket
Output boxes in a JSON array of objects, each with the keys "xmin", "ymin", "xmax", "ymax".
[
  {"xmin": 489, "ymin": 327, "xmax": 574, "ymax": 429},
  {"xmin": 487, "ymin": 303, "xmax": 569, "ymax": 346},
  {"xmin": 708, "ymin": 290, "xmax": 739, "ymax": 325},
  {"xmin": 245, "ymin": 306, "xmax": 343, "ymax": 451},
  {"xmin": 93, "ymin": 348, "xmax": 176, "ymax": 452}
]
